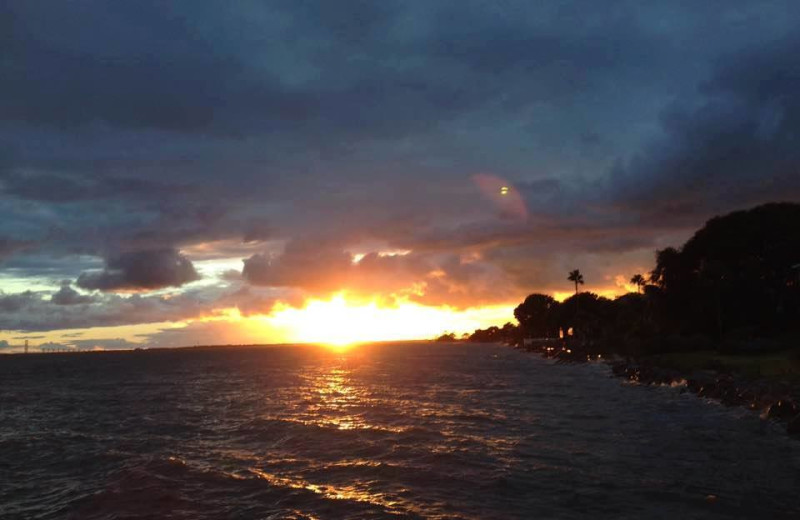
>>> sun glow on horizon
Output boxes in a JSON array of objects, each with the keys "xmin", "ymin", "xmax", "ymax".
[
  {"xmin": 552, "ymin": 286, "xmax": 633, "ymax": 303},
  {"xmin": 262, "ymin": 293, "xmax": 514, "ymax": 347}
]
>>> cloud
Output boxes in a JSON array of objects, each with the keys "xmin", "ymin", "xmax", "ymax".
[
  {"xmin": 0, "ymin": 289, "xmax": 204, "ymax": 332},
  {"xmin": 412, "ymin": 254, "xmax": 523, "ymax": 307},
  {"xmin": 51, "ymin": 281, "xmax": 95, "ymax": 305},
  {"xmin": 213, "ymin": 286, "xmax": 303, "ymax": 316},
  {"xmin": 0, "ymin": 169, "xmax": 172, "ymax": 203},
  {"xmin": 76, "ymin": 249, "xmax": 200, "ymax": 292},
  {"xmin": 0, "ymin": 291, "xmax": 40, "ymax": 312},
  {"xmin": 1, "ymin": 1, "xmax": 800, "ymax": 342},
  {"xmin": 70, "ymin": 338, "xmax": 139, "ymax": 351},
  {"xmin": 347, "ymin": 252, "xmax": 432, "ymax": 296},
  {"xmin": 242, "ymin": 240, "xmax": 524, "ymax": 307},
  {"xmin": 605, "ymin": 35, "xmax": 800, "ymax": 225},
  {"xmin": 0, "ymin": 283, "xmax": 297, "ymax": 332},
  {"xmin": 243, "ymin": 240, "xmax": 353, "ymax": 292},
  {"xmin": 141, "ymin": 320, "xmax": 269, "ymax": 349},
  {"xmin": 0, "ymin": 237, "xmax": 32, "ymax": 260}
]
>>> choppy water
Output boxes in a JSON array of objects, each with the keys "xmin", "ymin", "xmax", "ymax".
[{"xmin": 2, "ymin": 342, "xmax": 799, "ymax": 519}]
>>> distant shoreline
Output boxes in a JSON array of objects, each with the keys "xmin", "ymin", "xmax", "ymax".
[{"xmin": 0, "ymin": 338, "xmax": 436, "ymax": 356}]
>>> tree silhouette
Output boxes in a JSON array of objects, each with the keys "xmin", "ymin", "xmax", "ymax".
[
  {"xmin": 630, "ymin": 274, "xmax": 646, "ymax": 293},
  {"xmin": 650, "ymin": 247, "xmax": 682, "ymax": 290},
  {"xmin": 468, "ymin": 203, "xmax": 800, "ymax": 356},
  {"xmin": 514, "ymin": 293, "xmax": 559, "ymax": 338},
  {"xmin": 567, "ymin": 269, "xmax": 584, "ymax": 295}
]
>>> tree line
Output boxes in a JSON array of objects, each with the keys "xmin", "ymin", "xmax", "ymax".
[{"xmin": 468, "ymin": 202, "xmax": 800, "ymax": 356}]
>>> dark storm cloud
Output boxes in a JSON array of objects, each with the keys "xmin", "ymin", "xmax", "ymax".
[
  {"xmin": 391, "ymin": 31, "xmax": 800, "ymax": 265},
  {"xmin": 1, "ymin": 2, "xmax": 230, "ymax": 132},
  {"xmin": 604, "ymin": 36, "xmax": 800, "ymax": 226},
  {"xmin": 0, "ymin": 170, "xmax": 167, "ymax": 203},
  {"xmin": 2, "ymin": 1, "xmax": 484, "ymax": 139},
  {"xmin": 0, "ymin": 0, "xmax": 697, "ymax": 165},
  {"xmin": 2, "ymin": 0, "xmax": 800, "ymax": 328},
  {"xmin": 76, "ymin": 249, "xmax": 200, "ymax": 292}
]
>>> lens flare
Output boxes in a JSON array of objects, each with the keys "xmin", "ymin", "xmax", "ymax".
[{"xmin": 473, "ymin": 173, "xmax": 527, "ymax": 219}]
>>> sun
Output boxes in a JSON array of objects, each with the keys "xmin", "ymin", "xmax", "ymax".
[
  {"xmin": 266, "ymin": 294, "xmax": 431, "ymax": 347},
  {"xmin": 294, "ymin": 296, "xmax": 372, "ymax": 347},
  {"xmin": 262, "ymin": 293, "xmax": 515, "ymax": 348}
]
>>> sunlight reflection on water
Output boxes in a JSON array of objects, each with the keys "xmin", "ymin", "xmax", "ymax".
[{"xmin": 2, "ymin": 343, "xmax": 799, "ymax": 519}]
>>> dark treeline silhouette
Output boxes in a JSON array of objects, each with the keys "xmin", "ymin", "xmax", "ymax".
[
  {"xmin": 470, "ymin": 202, "xmax": 800, "ymax": 356},
  {"xmin": 466, "ymin": 322, "xmax": 519, "ymax": 344}
]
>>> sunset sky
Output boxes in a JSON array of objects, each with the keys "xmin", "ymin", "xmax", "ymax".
[{"xmin": 2, "ymin": 1, "xmax": 800, "ymax": 351}]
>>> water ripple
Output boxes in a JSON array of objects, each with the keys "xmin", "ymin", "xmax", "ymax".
[{"xmin": 1, "ymin": 343, "xmax": 799, "ymax": 519}]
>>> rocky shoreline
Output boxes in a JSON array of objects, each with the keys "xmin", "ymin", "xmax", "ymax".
[{"xmin": 515, "ymin": 340, "xmax": 800, "ymax": 439}]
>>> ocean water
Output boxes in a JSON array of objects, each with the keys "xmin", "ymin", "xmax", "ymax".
[{"xmin": 1, "ymin": 342, "xmax": 799, "ymax": 519}]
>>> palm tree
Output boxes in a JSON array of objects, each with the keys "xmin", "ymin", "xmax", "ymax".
[
  {"xmin": 630, "ymin": 273, "xmax": 646, "ymax": 293},
  {"xmin": 567, "ymin": 269, "xmax": 584, "ymax": 295}
]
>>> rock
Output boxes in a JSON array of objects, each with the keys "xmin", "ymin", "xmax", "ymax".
[
  {"xmin": 697, "ymin": 382, "xmax": 717, "ymax": 398},
  {"xmin": 787, "ymin": 415, "xmax": 800, "ymax": 437},
  {"xmin": 767, "ymin": 399, "xmax": 798, "ymax": 421},
  {"xmin": 611, "ymin": 362, "xmax": 627, "ymax": 377},
  {"xmin": 715, "ymin": 376, "xmax": 742, "ymax": 406},
  {"xmin": 687, "ymin": 371, "xmax": 714, "ymax": 394}
]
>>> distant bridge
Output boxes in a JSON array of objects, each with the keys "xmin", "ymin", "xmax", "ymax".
[{"xmin": 39, "ymin": 347, "xmax": 82, "ymax": 354}]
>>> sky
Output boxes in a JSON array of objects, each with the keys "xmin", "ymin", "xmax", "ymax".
[{"xmin": 2, "ymin": 1, "xmax": 800, "ymax": 351}]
